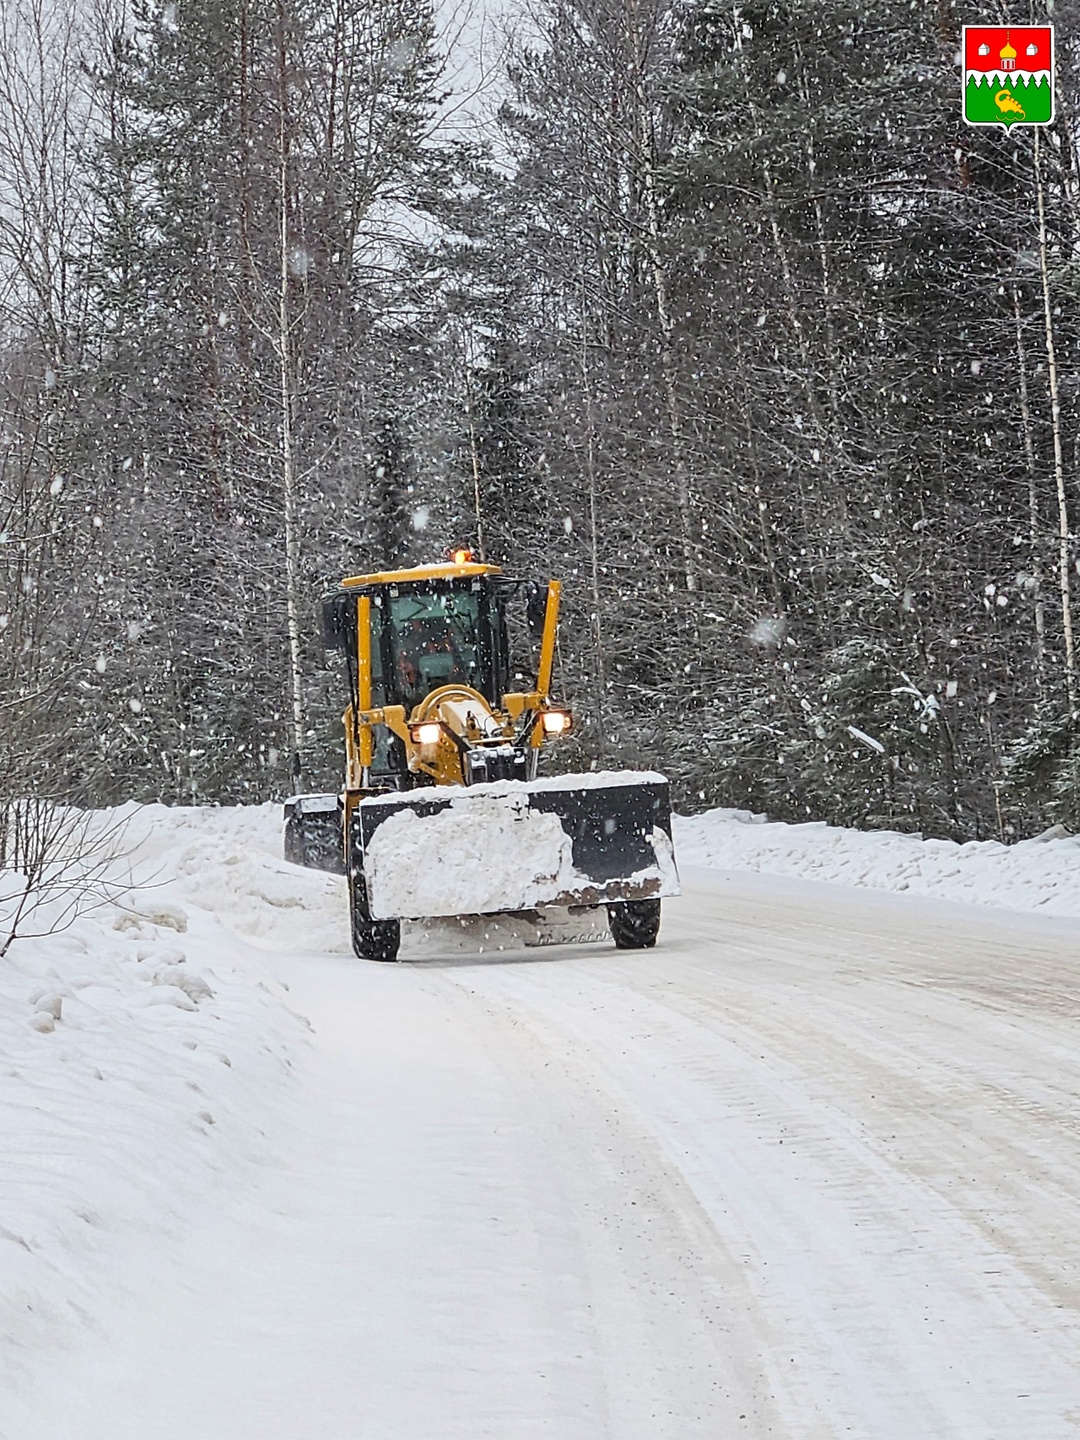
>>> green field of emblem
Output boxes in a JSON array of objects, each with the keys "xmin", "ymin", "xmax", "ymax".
[{"xmin": 964, "ymin": 76, "xmax": 1053, "ymax": 127}]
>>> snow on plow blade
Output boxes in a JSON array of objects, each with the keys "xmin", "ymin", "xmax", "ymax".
[{"xmin": 358, "ymin": 771, "xmax": 680, "ymax": 921}]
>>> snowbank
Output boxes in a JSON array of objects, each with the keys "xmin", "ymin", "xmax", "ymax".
[
  {"xmin": 0, "ymin": 804, "xmax": 320, "ymax": 1389},
  {"xmin": 675, "ymin": 807, "xmax": 1080, "ymax": 918}
]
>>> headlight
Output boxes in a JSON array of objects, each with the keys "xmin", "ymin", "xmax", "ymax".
[
  {"xmin": 540, "ymin": 709, "xmax": 573, "ymax": 736},
  {"xmin": 411, "ymin": 721, "xmax": 442, "ymax": 746}
]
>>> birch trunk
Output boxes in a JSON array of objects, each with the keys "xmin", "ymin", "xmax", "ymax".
[
  {"xmin": 580, "ymin": 277, "xmax": 607, "ymax": 742},
  {"xmin": 1011, "ymin": 281, "xmax": 1046, "ymax": 681},
  {"xmin": 1034, "ymin": 129, "xmax": 1076, "ymax": 717},
  {"xmin": 276, "ymin": 2, "xmax": 305, "ymax": 786},
  {"xmin": 624, "ymin": 0, "xmax": 696, "ymax": 595}
]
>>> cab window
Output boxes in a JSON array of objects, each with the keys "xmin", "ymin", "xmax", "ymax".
[{"xmin": 383, "ymin": 588, "xmax": 483, "ymax": 710}]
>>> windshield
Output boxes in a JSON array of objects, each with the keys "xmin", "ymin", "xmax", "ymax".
[{"xmin": 381, "ymin": 587, "xmax": 485, "ymax": 711}]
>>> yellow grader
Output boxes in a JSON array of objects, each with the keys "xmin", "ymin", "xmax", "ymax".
[{"xmin": 284, "ymin": 550, "xmax": 679, "ymax": 961}]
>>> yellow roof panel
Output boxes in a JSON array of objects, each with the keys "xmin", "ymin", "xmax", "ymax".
[{"xmin": 341, "ymin": 561, "xmax": 502, "ymax": 588}]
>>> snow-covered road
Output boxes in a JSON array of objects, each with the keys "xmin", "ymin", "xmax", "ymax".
[{"xmin": 5, "ymin": 825, "xmax": 1080, "ymax": 1438}]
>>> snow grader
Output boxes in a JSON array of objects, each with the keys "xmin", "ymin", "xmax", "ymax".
[{"xmin": 283, "ymin": 550, "xmax": 679, "ymax": 961}]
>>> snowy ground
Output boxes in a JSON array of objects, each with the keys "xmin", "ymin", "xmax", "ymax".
[{"xmin": 2, "ymin": 804, "xmax": 1080, "ymax": 1437}]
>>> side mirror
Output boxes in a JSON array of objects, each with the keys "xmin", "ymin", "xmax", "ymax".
[
  {"xmin": 525, "ymin": 581, "xmax": 548, "ymax": 643},
  {"xmin": 320, "ymin": 592, "xmax": 354, "ymax": 652}
]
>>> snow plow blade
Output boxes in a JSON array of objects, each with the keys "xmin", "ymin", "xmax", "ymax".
[{"xmin": 356, "ymin": 771, "xmax": 679, "ymax": 921}]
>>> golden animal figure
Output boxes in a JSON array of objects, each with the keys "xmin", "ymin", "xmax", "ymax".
[{"xmin": 995, "ymin": 88, "xmax": 1025, "ymax": 118}]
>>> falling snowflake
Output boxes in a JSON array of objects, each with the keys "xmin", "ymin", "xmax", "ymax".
[{"xmin": 749, "ymin": 615, "xmax": 787, "ymax": 650}]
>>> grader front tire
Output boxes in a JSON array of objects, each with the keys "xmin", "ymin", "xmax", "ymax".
[{"xmin": 606, "ymin": 899, "xmax": 662, "ymax": 950}]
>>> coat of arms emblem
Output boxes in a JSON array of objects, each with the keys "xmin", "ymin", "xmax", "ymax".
[{"xmin": 963, "ymin": 26, "xmax": 1054, "ymax": 128}]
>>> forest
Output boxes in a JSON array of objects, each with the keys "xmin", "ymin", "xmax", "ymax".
[{"xmin": 0, "ymin": 0, "xmax": 1078, "ymax": 842}]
